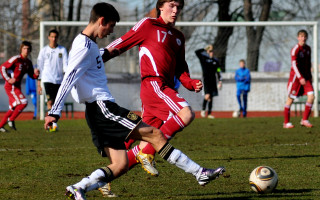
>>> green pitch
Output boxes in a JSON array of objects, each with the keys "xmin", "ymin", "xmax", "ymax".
[{"xmin": 0, "ymin": 117, "xmax": 319, "ymax": 199}]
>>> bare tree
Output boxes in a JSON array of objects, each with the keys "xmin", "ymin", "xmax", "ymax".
[{"xmin": 244, "ymin": 0, "xmax": 272, "ymax": 71}]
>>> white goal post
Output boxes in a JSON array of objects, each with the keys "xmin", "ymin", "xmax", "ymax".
[{"xmin": 39, "ymin": 21, "xmax": 318, "ymax": 120}]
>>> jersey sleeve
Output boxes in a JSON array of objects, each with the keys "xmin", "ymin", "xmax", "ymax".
[
  {"xmin": 291, "ymin": 45, "xmax": 303, "ymax": 80},
  {"xmin": 37, "ymin": 48, "xmax": 45, "ymax": 80},
  {"xmin": 62, "ymin": 47, "xmax": 69, "ymax": 72},
  {"xmin": 49, "ymin": 46, "xmax": 89, "ymax": 117},
  {"xmin": 1, "ymin": 56, "xmax": 17, "ymax": 81},
  {"xmin": 104, "ymin": 18, "xmax": 150, "ymax": 61}
]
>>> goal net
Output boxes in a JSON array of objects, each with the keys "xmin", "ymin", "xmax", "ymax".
[{"xmin": 39, "ymin": 21, "xmax": 318, "ymax": 119}]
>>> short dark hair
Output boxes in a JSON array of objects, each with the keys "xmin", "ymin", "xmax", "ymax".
[
  {"xmin": 48, "ymin": 29, "xmax": 59, "ymax": 37},
  {"xmin": 89, "ymin": 3, "xmax": 120, "ymax": 24},
  {"xmin": 297, "ymin": 29, "xmax": 308, "ymax": 37},
  {"xmin": 239, "ymin": 59, "xmax": 245, "ymax": 64},
  {"xmin": 20, "ymin": 41, "xmax": 32, "ymax": 53},
  {"xmin": 156, "ymin": 0, "xmax": 184, "ymax": 18}
]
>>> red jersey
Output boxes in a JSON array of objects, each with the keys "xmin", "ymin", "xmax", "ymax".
[
  {"xmin": 1, "ymin": 54, "xmax": 37, "ymax": 88},
  {"xmin": 107, "ymin": 17, "xmax": 196, "ymax": 90},
  {"xmin": 290, "ymin": 44, "xmax": 312, "ymax": 81}
]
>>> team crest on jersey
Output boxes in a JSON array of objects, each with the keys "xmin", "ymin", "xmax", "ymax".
[
  {"xmin": 176, "ymin": 38, "xmax": 181, "ymax": 46},
  {"xmin": 127, "ymin": 112, "xmax": 138, "ymax": 121},
  {"xmin": 59, "ymin": 53, "xmax": 62, "ymax": 58}
]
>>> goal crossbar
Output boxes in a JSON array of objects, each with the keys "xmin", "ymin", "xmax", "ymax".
[{"xmin": 39, "ymin": 21, "xmax": 318, "ymax": 120}]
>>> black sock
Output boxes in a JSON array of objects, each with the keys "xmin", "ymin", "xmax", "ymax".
[{"xmin": 158, "ymin": 142, "xmax": 175, "ymax": 160}]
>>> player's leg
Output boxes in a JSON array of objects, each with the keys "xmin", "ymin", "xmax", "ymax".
[
  {"xmin": 243, "ymin": 91, "xmax": 248, "ymax": 117},
  {"xmin": 207, "ymin": 95, "xmax": 214, "ymax": 118},
  {"xmin": 284, "ymin": 78, "xmax": 299, "ymax": 128},
  {"xmin": 236, "ymin": 89, "xmax": 243, "ymax": 112},
  {"xmin": 283, "ymin": 97, "xmax": 294, "ymax": 128},
  {"xmin": 301, "ymin": 81, "xmax": 314, "ymax": 127},
  {"xmin": 7, "ymin": 88, "xmax": 28, "ymax": 130},
  {"xmin": 0, "ymin": 109, "xmax": 13, "ymax": 132},
  {"xmin": 130, "ymin": 122, "xmax": 225, "ymax": 186},
  {"xmin": 44, "ymin": 83, "xmax": 60, "ymax": 131},
  {"xmin": 31, "ymin": 92, "xmax": 37, "ymax": 119},
  {"xmin": 201, "ymin": 97, "xmax": 207, "ymax": 118}
]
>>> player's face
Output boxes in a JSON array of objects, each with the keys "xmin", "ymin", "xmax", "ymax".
[
  {"xmin": 239, "ymin": 61, "xmax": 245, "ymax": 68},
  {"xmin": 207, "ymin": 50, "xmax": 214, "ymax": 58},
  {"xmin": 297, "ymin": 33, "xmax": 307, "ymax": 46},
  {"xmin": 21, "ymin": 46, "xmax": 31, "ymax": 58},
  {"xmin": 160, "ymin": 1, "xmax": 182, "ymax": 26},
  {"xmin": 48, "ymin": 32, "xmax": 58, "ymax": 48},
  {"xmin": 99, "ymin": 19, "xmax": 116, "ymax": 39}
]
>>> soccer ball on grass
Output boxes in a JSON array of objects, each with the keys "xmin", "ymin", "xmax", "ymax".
[
  {"xmin": 249, "ymin": 166, "xmax": 278, "ymax": 193},
  {"xmin": 232, "ymin": 110, "xmax": 240, "ymax": 118}
]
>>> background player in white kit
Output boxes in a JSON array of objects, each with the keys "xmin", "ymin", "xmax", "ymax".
[
  {"xmin": 37, "ymin": 29, "xmax": 68, "ymax": 131},
  {"xmin": 44, "ymin": 2, "xmax": 225, "ymax": 200}
]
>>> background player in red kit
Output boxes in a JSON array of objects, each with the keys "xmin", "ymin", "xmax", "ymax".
[
  {"xmin": 105, "ymin": 0, "xmax": 202, "ymax": 177},
  {"xmin": 0, "ymin": 41, "xmax": 40, "ymax": 132},
  {"xmin": 283, "ymin": 29, "xmax": 314, "ymax": 128}
]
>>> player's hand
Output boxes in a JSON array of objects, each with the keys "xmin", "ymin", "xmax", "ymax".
[
  {"xmin": 218, "ymin": 81, "xmax": 222, "ymax": 90},
  {"xmin": 299, "ymin": 78, "xmax": 306, "ymax": 85},
  {"xmin": 194, "ymin": 80, "xmax": 203, "ymax": 93},
  {"xmin": 38, "ymin": 86, "xmax": 42, "ymax": 95},
  {"xmin": 8, "ymin": 78, "xmax": 16, "ymax": 84},
  {"xmin": 44, "ymin": 116, "xmax": 56, "ymax": 130},
  {"xmin": 34, "ymin": 69, "xmax": 40, "ymax": 76}
]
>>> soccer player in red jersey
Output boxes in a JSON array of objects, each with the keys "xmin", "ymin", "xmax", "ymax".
[
  {"xmin": 283, "ymin": 29, "xmax": 314, "ymax": 128},
  {"xmin": 0, "ymin": 41, "xmax": 40, "ymax": 132},
  {"xmin": 104, "ymin": 0, "xmax": 203, "ymax": 176}
]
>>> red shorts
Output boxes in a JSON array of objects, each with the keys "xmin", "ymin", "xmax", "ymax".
[
  {"xmin": 287, "ymin": 75, "xmax": 314, "ymax": 98},
  {"xmin": 140, "ymin": 78, "xmax": 190, "ymax": 127},
  {"xmin": 4, "ymin": 84, "xmax": 28, "ymax": 110}
]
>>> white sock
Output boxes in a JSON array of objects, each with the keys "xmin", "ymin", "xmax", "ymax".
[
  {"xmin": 86, "ymin": 181, "xmax": 107, "ymax": 192},
  {"xmin": 167, "ymin": 149, "xmax": 201, "ymax": 177},
  {"xmin": 74, "ymin": 169, "xmax": 106, "ymax": 191}
]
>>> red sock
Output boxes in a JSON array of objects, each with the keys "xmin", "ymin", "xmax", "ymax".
[
  {"xmin": 127, "ymin": 145, "xmax": 140, "ymax": 169},
  {"xmin": 303, "ymin": 103, "xmax": 313, "ymax": 120},
  {"xmin": 0, "ymin": 109, "xmax": 13, "ymax": 128},
  {"xmin": 142, "ymin": 115, "xmax": 185, "ymax": 155},
  {"xmin": 8, "ymin": 104, "xmax": 27, "ymax": 121},
  {"xmin": 125, "ymin": 139, "xmax": 136, "ymax": 150},
  {"xmin": 284, "ymin": 105, "xmax": 290, "ymax": 124}
]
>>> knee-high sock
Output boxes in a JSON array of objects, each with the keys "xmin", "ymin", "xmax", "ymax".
[
  {"xmin": 142, "ymin": 115, "xmax": 185, "ymax": 155},
  {"xmin": 284, "ymin": 105, "xmax": 291, "ymax": 124},
  {"xmin": 303, "ymin": 102, "xmax": 313, "ymax": 121},
  {"xmin": 202, "ymin": 99, "xmax": 207, "ymax": 110},
  {"xmin": 8, "ymin": 104, "xmax": 27, "ymax": 121},
  {"xmin": 125, "ymin": 139, "xmax": 135, "ymax": 150},
  {"xmin": 207, "ymin": 100, "xmax": 213, "ymax": 115},
  {"xmin": 74, "ymin": 167, "xmax": 114, "ymax": 192},
  {"xmin": 0, "ymin": 109, "xmax": 13, "ymax": 128},
  {"xmin": 127, "ymin": 145, "xmax": 140, "ymax": 169},
  {"xmin": 158, "ymin": 142, "xmax": 201, "ymax": 177}
]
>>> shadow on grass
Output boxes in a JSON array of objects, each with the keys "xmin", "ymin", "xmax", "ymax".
[
  {"xmin": 209, "ymin": 154, "xmax": 320, "ymax": 162},
  {"xmin": 190, "ymin": 188, "xmax": 317, "ymax": 199}
]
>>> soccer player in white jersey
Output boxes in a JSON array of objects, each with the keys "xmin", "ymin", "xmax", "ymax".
[
  {"xmin": 37, "ymin": 29, "xmax": 68, "ymax": 131},
  {"xmin": 44, "ymin": 3, "xmax": 225, "ymax": 200}
]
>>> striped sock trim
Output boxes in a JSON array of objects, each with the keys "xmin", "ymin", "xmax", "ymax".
[
  {"xmin": 158, "ymin": 142, "xmax": 175, "ymax": 160},
  {"xmin": 100, "ymin": 167, "xmax": 114, "ymax": 183}
]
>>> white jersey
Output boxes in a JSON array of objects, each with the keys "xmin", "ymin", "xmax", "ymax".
[
  {"xmin": 37, "ymin": 45, "xmax": 68, "ymax": 84},
  {"xmin": 49, "ymin": 33, "xmax": 114, "ymax": 116}
]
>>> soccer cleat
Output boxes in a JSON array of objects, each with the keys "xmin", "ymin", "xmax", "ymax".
[
  {"xmin": 0, "ymin": 127, "xmax": 8, "ymax": 133},
  {"xmin": 65, "ymin": 185, "xmax": 87, "ymax": 200},
  {"xmin": 283, "ymin": 122, "xmax": 294, "ymax": 129},
  {"xmin": 136, "ymin": 150, "xmax": 159, "ymax": 176},
  {"xmin": 207, "ymin": 114, "xmax": 215, "ymax": 119},
  {"xmin": 98, "ymin": 183, "xmax": 117, "ymax": 198},
  {"xmin": 7, "ymin": 120, "xmax": 16, "ymax": 130},
  {"xmin": 300, "ymin": 120, "xmax": 313, "ymax": 128},
  {"xmin": 200, "ymin": 110, "xmax": 206, "ymax": 118},
  {"xmin": 197, "ymin": 167, "xmax": 226, "ymax": 186}
]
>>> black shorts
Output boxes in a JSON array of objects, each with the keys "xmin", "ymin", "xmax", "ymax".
[
  {"xmin": 43, "ymin": 82, "xmax": 61, "ymax": 102},
  {"xmin": 85, "ymin": 100, "xmax": 142, "ymax": 157}
]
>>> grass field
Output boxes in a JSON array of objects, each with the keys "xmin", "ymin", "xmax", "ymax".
[{"xmin": 1, "ymin": 116, "xmax": 320, "ymax": 199}]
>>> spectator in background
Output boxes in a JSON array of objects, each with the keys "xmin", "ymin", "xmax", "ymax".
[
  {"xmin": 37, "ymin": 29, "xmax": 68, "ymax": 132},
  {"xmin": 0, "ymin": 41, "xmax": 40, "ymax": 132},
  {"xmin": 195, "ymin": 45, "xmax": 222, "ymax": 119},
  {"xmin": 283, "ymin": 29, "xmax": 314, "ymax": 128},
  {"xmin": 26, "ymin": 74, "xmax": 37, "ymax": 120},
  {"xmin": 235, "ymin": 59, "xmax": 251, "ymax": 118}
]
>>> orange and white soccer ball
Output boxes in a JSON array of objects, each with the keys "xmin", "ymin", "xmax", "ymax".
[{"xmin": 249, "ymin": 166, "xmax": 278, "ymax": 193}]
